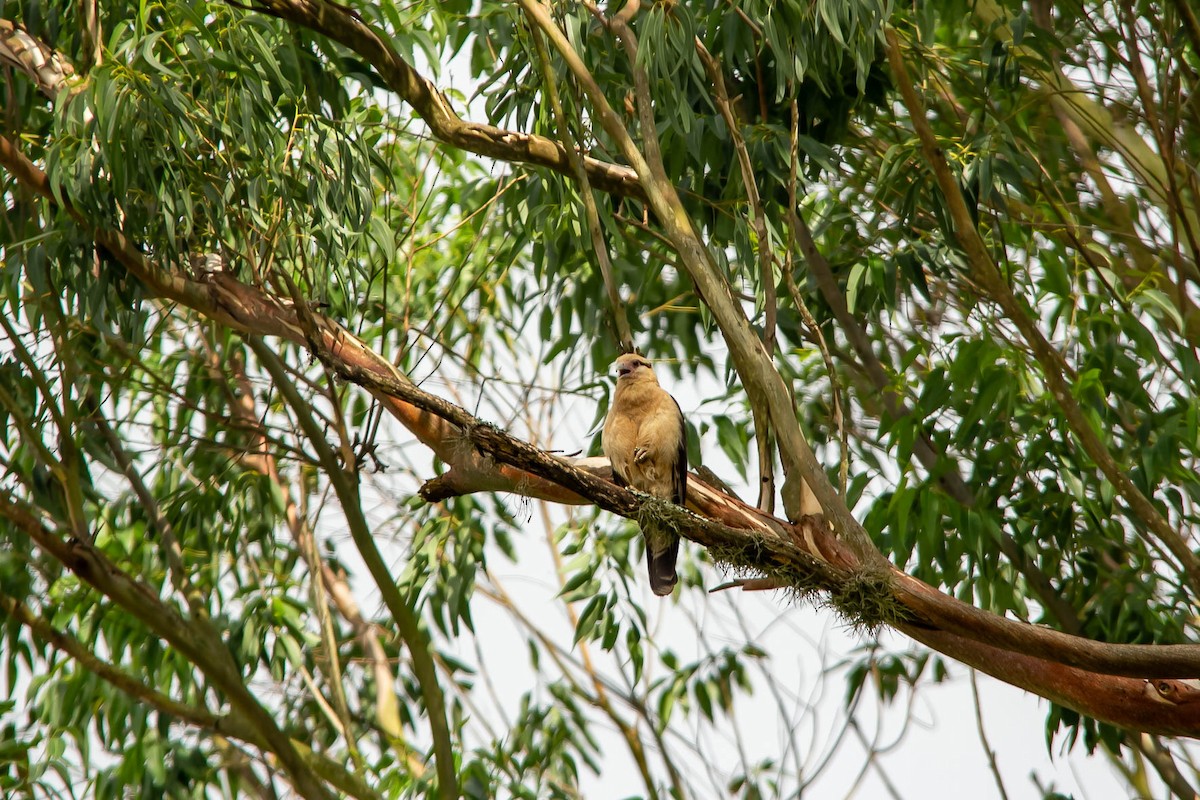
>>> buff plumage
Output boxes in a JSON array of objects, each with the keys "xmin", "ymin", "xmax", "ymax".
[{"xmin": 602, "ymin": 353, "xmax": 687, "ymax": 596}]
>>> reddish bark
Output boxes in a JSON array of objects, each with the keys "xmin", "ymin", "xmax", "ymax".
[{"xmin": 5, "ymin": 11, "xmax": 1200, "ymax": 739}]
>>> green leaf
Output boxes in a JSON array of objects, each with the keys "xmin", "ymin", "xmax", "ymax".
[{"xmin": 572, "ymin": 595, "xmax": 605, "ymax": 645}]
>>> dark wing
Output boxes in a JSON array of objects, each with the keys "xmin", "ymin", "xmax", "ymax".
[
  {"xmin": 609, "ymin": 462, "xmax": 628, "ymax": 488},
  {"xmin": 671, "ymin": 396, "xmax": 687, "ymax": 506}
]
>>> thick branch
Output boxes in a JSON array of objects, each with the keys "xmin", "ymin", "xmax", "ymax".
[
  {"xmin": 901, "ymin": 623, "xmax": 1200, "ymax": 739},
  {"xmin": 3, "ymin": 8, "xmax": 642, "ymax": 204},
  {"xmin": 235, "ymin": 1, "xmax": 643, "ymax": 201},
  {"xmin": 397, "ymin": 396, "xmax": 1200, "ymax": 736},
  {"xmin": 6, "ymin": 79, "xmax": 1200, "ymax": 737}
]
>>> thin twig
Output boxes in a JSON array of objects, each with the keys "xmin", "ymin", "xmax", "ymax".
[
  {"xmin": 785, "ymin": 101, "xmax": 852, "ymax": 495},
  {"xmin": 695, "ymin": 37, "xmax": 779, "ymax": 513},
  {"xmin": 969, "ymin": 670, "xmax": 1010, "ymax": 800},
  {"xmin": 528, "ymin": 22, "xmax": 634, "ymax": 350}
]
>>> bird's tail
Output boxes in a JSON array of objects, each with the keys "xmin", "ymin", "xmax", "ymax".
[{"xmin": 646, "ymin": 535, "xmax": 680, "ymax": 596}]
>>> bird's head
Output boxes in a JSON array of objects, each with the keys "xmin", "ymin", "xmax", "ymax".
[{"xmin": 613, "ymin": 353, "xmax": 657, "ymax": 383}]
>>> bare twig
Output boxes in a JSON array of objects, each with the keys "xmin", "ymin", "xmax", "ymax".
[{"xmin": 969, "ymin": 670, "xmax": 1010, "ymax": 800}]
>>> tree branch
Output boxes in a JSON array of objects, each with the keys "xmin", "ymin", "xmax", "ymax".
[
  {"xmin": 6, "ymin": 61, "xmax": 1200, "ymax": 738},
  {"xmin": 517, "ymin": 0, "xmax": 836, "ymax": 539},
  {"xmin": 0, "ymin": 496, "xmax": 336, "ymax": 800},
  {"xmin": 229, "ymin": 1, "xmax": 644, "ymax": 202},
  {"xmin": 0, "ymin": 591, "xmax": 381, "ymax": 800},
  {"xmin": 884, "ymin": 25, "xmax": 1200, "ymax": 598},
  {"xmin": 227, "ymin": 355, "xmax": 422, "ymax": 776},
  {"xmin": 250, "ymin": 337, "xmax": 459, "ymax": 800},
  {"xmin": 695, "ymin": 37, "xmax": 779, "ymax": 515},
  {"xmin": 528, "ymin": 25, "xmax": 634, "ymax": 351}
]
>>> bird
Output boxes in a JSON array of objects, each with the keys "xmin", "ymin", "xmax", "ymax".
[{"xmin": 601, "ymin": 353, "xmax": 687, "ymax": 596}]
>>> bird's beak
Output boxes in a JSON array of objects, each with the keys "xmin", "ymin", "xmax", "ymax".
[{"xmin": 616, "ymin": 364, "xmax": 633, "ymax": 377}]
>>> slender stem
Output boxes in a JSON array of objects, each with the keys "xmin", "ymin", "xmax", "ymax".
[
  {"xmin": 251, "ymin": 338, "xmax": 460, "ymax": 799},
  {"xmin": 528, "ymin": 23, "xmax": 634, "ymax": 350},
  {"xmin": 93, "ymin": 413, "xmax": 208, "ymax": 618},
  {"xmin": 695, "ymin": 37, "xmax": 779, "ymax": 514},
  {"xmin": 969, "ymin": 671, "xmax": 1010, "ymax": 800},
  {"xmin": 0, "ymin": 497, "xmax": 335, "ymax": 800}
]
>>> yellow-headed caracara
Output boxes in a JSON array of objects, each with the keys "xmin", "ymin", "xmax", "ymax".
[{"xmin": 602, "ymin": 353, "xmax": 687, "ymax": 596}]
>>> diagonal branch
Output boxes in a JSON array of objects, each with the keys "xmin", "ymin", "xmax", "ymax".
[
  {"xmin": 787, "ymin": 207, "xmax": 1083, "ymax": 632},
  {"xmin": 0, "ymin": 591, "xmax": 381, "ymax": 800},
  {"xmin": 884, "ymin": 25, "xmax": 1200, "ymax": 599},
  {"xmin": 3, "ymin": 8, "xmax": 643, "ymax": 205},
  {"xmin": 226, "ymin": 355, "xmax": 422, "ymax": 775},
  {"xmin": 528, "ymin": 25, "xmax": 633, "ymax": 350},
  {"xmin": 0, "ymin": 495, "xmax": 335, "ymax": 800},
  {"xmin": 516, "ymin": 0, "xmax": 836, "ymax": 537},
  {"xmin": 228, "ymin": 1, "xmax": 644, "ymax": 201},
  {"xmin": 7, "ymin": 80, "xmax": 1200, "ymax": 738},
  {"xmin": 250, "ymin": 337, "xmax": 459, "ymax": 800},
  {"xmin": 695, "ymin": 36, "xmax": 779, "ymax": 516}
]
